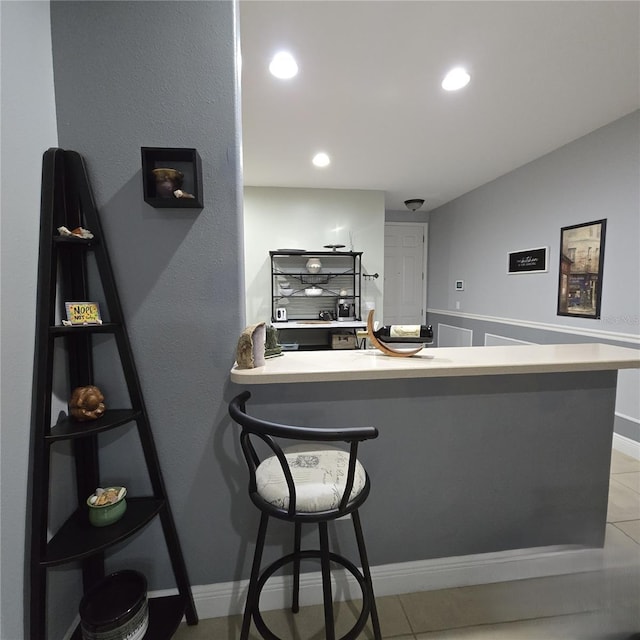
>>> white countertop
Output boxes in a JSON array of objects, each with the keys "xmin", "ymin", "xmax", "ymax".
[
  {"xmin": 230, "ymin": 343, "xmax": 640, "ymax": 384},
  {"xmin": 272, "ymin": 321, "xmax": 366, "ymax": 329}
]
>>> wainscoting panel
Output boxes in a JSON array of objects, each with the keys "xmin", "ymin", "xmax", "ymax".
[
  {"xmin": 437, "ymin": 323, "xmax": 472, "ymax": 347},
  {"xmin": 484, "ymin": 333, "xmax": 534, "ymax": 346}
]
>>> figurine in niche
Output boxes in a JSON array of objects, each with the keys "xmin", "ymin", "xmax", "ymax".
[
  {"xmin": 69, "ymin": 385, "xmax": 106, "ymax": 421},
  {"xmin": 152, "ymin": 167, "xmax": 195, "ymax": 200},
  {"xmin": 235, "ymin": 323, "xmax": 266, "ymax": 369},
  {"xmin": 265, "ymin": 325, "xmax": 283, "ymax": 358}
]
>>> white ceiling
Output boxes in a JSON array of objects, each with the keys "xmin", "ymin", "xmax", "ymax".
[{"xmin": 239, "ymin": 1, "xmax": 640, "ymax": 212}]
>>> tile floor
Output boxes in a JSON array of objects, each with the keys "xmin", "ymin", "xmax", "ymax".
[{"xmin": 175, "ymin": 449, "xmax": 640, "ymax": 639}]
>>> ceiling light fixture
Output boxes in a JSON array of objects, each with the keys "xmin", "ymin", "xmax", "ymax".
[
  {"xmin": 269, "ymin": 51, "xmax": 298, "ymax": 79},
  {"xmin": 312, "ymin": 152, "xmax": 330, "ymax": 168},
  {"xmin": 442, "ymin": 67, "xmax": 470, "ymax": 91},
  {"xmin": 404, "ymin": 199, "xmax": 425, "ymax": 212}
]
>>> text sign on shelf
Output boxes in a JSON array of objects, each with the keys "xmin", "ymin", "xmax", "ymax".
[{"xmin": 65, "ymin": 302, "xmax": 102, "ymax": 325}]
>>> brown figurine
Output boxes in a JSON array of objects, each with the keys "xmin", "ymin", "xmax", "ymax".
[
  {"xmin": 152, "ymin": 167, "xmax": 194, "ymax": 199},
  {"xmin": 69, "ymin": 385, "xmax": 106, "ymax": 421},
  {"xmin": 152, "ymin": 168, "xmax": 183, "ymax": 198}
]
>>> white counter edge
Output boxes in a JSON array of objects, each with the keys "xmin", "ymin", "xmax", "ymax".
[{"xmin": 230, "ymin": 343, "xmax": 640, "ymax": 385}]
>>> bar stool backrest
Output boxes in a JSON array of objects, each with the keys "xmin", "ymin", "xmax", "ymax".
[{"xmin": 229, "ymin": 391, "xmax": 379, "ymax": 519}]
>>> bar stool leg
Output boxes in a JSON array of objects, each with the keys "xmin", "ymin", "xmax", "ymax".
[
  {"xmin": 318, "ymin": 521, "xmax": 336, "ymax": 640},
  {"xmin": 242, "ymin": 512, "xmax": 270, "ymax": 640},
  {"xmin": 352, "ymin": 510, "xmax": 381, "ymax": 640},
  {"xmin": 292, "ymin": 521, "xmax": 302, "ymax": 613}
]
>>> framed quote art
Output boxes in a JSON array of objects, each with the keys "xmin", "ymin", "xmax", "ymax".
[
  {"xmin": 557, "ymin": 219, "xmax": 606, "ymax": 319},
  {"xmin": 508, "ymin": 247, "xmax": 548, "ymax": 274}
]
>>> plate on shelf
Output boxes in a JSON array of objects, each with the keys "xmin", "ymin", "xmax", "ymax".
[{"xmin": 277, "ymin": 248, "xmax": 306, "ymax": 254}]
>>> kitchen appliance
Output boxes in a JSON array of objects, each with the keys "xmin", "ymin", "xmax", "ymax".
[
  {"xmin": 336, "ymin": 289, "xmax": 355, "ymax": 322},
  {"xmin": 275, "ymin": 307, "xmax": 287, "ymax": 321}
]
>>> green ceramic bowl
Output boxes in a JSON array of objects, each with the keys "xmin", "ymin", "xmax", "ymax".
[{"xmin": 87, "ymin": 487, "xmax": 127, "ymax": 527}]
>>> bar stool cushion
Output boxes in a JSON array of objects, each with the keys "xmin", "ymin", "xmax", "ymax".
[{"xmin": 255, "ymin": 445, "xmax": 367, "ymax": 513}]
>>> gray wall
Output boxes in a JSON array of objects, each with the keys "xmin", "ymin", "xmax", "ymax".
[
  {"xmin": 427, "ymin": 112, "xmax": 640, "ymax": 441},
  {"xmin": 1, "ymin": 2, "xmax": 247, "ymax": 634},
  {"xmin": 0, "ymin": 3, "xmax": 61, "ymax": 639},
  {"xmin": 428, "ymin": 111, "xmax": 639, "ymax": 329}
]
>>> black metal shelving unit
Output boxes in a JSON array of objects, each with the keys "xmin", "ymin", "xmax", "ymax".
[
  {"xmin": 270, "ymin": 250, "xmax": 363, "ymax": 322},
  {"xmin": 26, "ymin": 148, "xmax": 197, "ymax": 639}
]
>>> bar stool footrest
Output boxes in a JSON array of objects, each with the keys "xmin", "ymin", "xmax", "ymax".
[{"xmin": 251, "ymin": 549, "xmax": 373, "ymax": 640}]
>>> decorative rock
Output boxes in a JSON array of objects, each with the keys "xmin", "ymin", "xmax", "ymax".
[
  {"xmin": 265, "ymin": 326, "xmax": 283, "ymax": 358},
  {"xmin": 235, "ymin": 323, "xmax": 267, "ymax": 369}
]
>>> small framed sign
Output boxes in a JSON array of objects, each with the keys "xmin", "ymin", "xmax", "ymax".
[
  {"xmin": 65, "ymin": 302, "xmax": 102, "ymax": 325},
  {"xmin": 508, "ymin": 247, "xmax": 548, "ymax": 274}
]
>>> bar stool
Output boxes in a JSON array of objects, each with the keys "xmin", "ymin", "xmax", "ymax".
[{"xmin": 229, "ymin": 390, "xmax": 381, "ymax": 640}]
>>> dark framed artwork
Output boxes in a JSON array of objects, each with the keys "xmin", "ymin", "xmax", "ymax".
[
  {"xmin": 508, "ymin": 247, "xmax": 548, "ymax": 274},
  {"xmin": 141, "ymin": 147, "xmax": 203, "ymax": 208},
  {"xmin": 557, "ymin": 219, "xmax": 606, "ymax": 319}
]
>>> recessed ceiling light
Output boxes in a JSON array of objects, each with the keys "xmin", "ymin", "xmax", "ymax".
[
  {"xmin": 312, "ymin": 152, "xmax": 330, "ymax": 168},
  {"xmin": 442, "ymin": 67, "xmax": 470, "ymax": 91},
  {"xmin": 269, "ymin": 51, "xmax": 298, "ymax": 79}
]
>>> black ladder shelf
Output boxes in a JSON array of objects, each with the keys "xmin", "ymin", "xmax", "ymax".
[{"xmin": 27, "ymin": 148, "xmax": 198, "ymax": 639}]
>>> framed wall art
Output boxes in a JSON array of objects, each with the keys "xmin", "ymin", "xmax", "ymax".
[
  {"xmin": 557, "ymin": 219, "xmax": 606, "ymax": 319},
  {"xmin": 508, "ymin": 247, "xmax": 548, "ymax": 274}
]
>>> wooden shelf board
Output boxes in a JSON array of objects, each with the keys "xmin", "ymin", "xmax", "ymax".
[
  {"xmin": 43, "ymin": 498, "xmax": 164, "ymax": 566},
  {"xmin": 47, "ymin": 409, "xmax": 142, "ymax": 441},
  {"xmin": 49, "ymin": 323, "xmax": 119, "ymax": 335}
]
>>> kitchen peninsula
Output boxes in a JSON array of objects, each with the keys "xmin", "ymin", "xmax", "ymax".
[{"xmin": 230, "ymin": 343, "xmax": 640, "ymax": 574}]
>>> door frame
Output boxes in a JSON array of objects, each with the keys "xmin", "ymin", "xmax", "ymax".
[{"xmin": 383, "ymin": 221, "xmax": 429, "ymax": 323}]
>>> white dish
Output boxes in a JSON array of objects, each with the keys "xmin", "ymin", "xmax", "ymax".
[{"xmin": 305, "ymin": 287, "xmax": 323, "ymax": 296}]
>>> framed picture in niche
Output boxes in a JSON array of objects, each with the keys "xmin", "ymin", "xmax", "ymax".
[{"xmin": 141, "ymin": 147, "xmax": 203, "ymax": 208}]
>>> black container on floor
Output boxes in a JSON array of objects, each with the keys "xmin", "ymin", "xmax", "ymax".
[{"xmin": 79, "ymin": 570, "xmax": 148, "ymax": 640}]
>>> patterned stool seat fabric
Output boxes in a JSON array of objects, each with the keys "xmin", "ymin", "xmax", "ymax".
[{"xmin": 255, "ymin": 445, "xmax": 367, "ymax": 513}]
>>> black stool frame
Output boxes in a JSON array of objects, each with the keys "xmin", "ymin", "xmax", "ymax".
[{"xmin": 229, "ymin": 391, "xmax": 381, "ymax": 640}]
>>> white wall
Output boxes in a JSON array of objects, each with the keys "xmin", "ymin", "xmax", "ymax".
[
  {"xmin": 243, "ymin": 187, "xmax": 385, "ymax": 325},
  {"xmin": 0, "ymin": 2, "xmax": 59, "ymax": 638}
]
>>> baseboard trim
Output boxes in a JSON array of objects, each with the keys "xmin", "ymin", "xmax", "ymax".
[
  {"xmin": 156, "ymin": 543, "xmax": 605, "ymax": 621},
  {"xmin": 613, "ymin": 432, "xmax": 640, "ymax": 460}
]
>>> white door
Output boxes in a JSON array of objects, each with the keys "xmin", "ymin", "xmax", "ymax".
[{"xmin": 383, "ymin": 223, "xmax": 427, "ymax": 325}]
